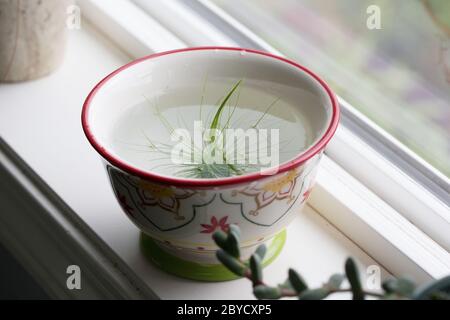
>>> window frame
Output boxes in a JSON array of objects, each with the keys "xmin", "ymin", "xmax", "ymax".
[
  {"xmin": 1, "ymin": 0, "xmax": 448, "ymax": 299},
  {"xmin": 0, "ymin": 138, "xmax": 157, "ymax": 299}
]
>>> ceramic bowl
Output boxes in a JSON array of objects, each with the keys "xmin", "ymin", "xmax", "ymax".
[{"xmin": 82, "ymin": 47, "xmax": 339, "ymax": 281}]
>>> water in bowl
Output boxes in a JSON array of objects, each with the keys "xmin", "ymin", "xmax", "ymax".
[{"xmin": 110, "ymin": 80, "xmax": 316, "ymax": 179}]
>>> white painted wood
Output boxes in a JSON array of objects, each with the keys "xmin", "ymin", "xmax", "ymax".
[
  {"xmin": 78, "ymin": 0, "xmax": 185, "ymax": 57},
  {"xmin": 133, "ymin": 0, "xmax": 236, "ymax": 46},
  {"xmin": 1, "ymin": 0, "xmax": 448, "ymax": 300},
  {"xmin": 0, "ymin": 21, "xmax": 391, "ymax": 299},
  {"xmin": 310, "ymin": 156, "xmax": 450, "ymax": 283},
  {"xmin": 0, "ymin": 138, "xmax": 157, "ymax": 299},
  {"xmin": 327, "ymin": 124, "xmax": 450, "ymax": 251}
]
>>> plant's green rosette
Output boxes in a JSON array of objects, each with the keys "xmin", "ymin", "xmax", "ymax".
[{"xmin": 140, "ymin": 230, "xmax": 287, "ymax": 282}]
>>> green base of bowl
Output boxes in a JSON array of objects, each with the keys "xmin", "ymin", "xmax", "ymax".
[{"xmin": 140, "ymin": 230, "xmax": 287, "ymax": 282}]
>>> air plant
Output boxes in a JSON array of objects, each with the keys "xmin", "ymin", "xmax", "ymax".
[
  {"xmin": 213, "ymin": 225, "xmax": 450, "ymax": 300},
  {"xmin": 141, "ymin": 79, "xmax": 281, "ymax": 179}
]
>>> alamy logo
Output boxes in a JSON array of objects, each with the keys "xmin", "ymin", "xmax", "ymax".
[
  {"xmin": 366, "ymin": 265, "xmax": 381, "ymax": 290},
  {"xmin": 66, "ymin": 265, "xmax": 81, "ymax": 290},
  {"xmin": 366, "ymin": 5, "xmax": 382, "ymax": 30},
  {"xmin": 170, "ymin": 120, "xmax": 280, "ymax": 175},
  {"xmin": 66, "ymin": 5, "xmax": 81, "ymax": 30}
]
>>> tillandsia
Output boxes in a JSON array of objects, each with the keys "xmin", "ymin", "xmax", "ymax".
[
  {"xmin": 213, "ymin": 225, "xmax": 450, "ymax": 300},
  {"xmin": 139, "ymin": 79, "xmax": 282, "ymax": 179},
  {"xmin": 174, "ymin": 80, "xmax": 247, "ymax": 179}
]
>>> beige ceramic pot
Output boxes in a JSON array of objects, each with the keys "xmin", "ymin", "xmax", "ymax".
[{"xmin": 0, "ymin": 0, "xmax": 70, "ymax": 82}]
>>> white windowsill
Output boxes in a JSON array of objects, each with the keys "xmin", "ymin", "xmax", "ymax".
[
  {"xmin": 0, "ymin": 0, "xmax": 449, "ymax": 299},
  {"xmin": 0, "ymin": 19, "xmax": 393, "ymax": 300}
]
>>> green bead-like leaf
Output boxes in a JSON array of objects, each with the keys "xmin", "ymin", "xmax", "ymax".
[
  {"xmin": 253, "ymin": 285, "xmax": 282, "ymax": 300},
  {"xmin": 278, "ymin": 278, "xmax": 293, "ymax": 291},
  {"xmin": 412, "ymin": 275, "xmax": 450, "ymax": 300},
  {"xmin": 226, "ymin": 231, "xmax": 241, "ymax": 258},
  {"xmin": 382, "ymin": 277, "xmax": 415, "ymax": 297},
  {"xmin": 213, "ymin": 228, "xmax": 241, "ymax": 258},
  {"xmin": 250, "ymin": 254, "xmax": 263, "ymax": 284},
  {"xmin": 397, "ymin": 277, "xmax": 416, "ymax": 295},
  {"xmin": 345, "ymin": 258, "xmax": 365, "ymax": 300},
  {"xmin": 255, "ymin": 244, "xmax": 267, "ymax": 261},
  {"xmin": 212, "ymin": 231, "xmax": 228, "ymax": 250},
  {"xmin": 216, "ymin": 249, "xmax": 246, "ymax": 276},
  {"xmin": 382, "ymin": 293, "xmax": 399, "ymax": 300},
  {"xmin": 382, "ymin": 279, "xmax": 395, "ymax": 293},
  {"xmin": 299, "ymin": 288, "xmax": 330, "ymax": 300},
  {"xmin": 288, "ymin": 269, "xmax": 308, "ymax": 293},
  {"xmin": 429, "ymin": 291, "xmax": 450, "ymax": 300},
  {"xmin": 327, "ymin": 274, "xmax": 345, "ymax": 290},
  {"xmin": 228, "ymin": 224, "xmax": 241, "ymax": 240}
]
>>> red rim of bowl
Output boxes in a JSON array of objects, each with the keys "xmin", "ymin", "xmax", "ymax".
[{"xmin": 82, "ymin": 47, "xmax": 340, "ymax": 188}]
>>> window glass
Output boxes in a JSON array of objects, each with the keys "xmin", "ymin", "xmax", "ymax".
[{"xmin": 212, "ymin": 0, "xmax": 450, "ymax": 176}]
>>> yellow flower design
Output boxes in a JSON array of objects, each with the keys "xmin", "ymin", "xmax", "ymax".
[
  {"xmin": 139, "ymin": 181, "xmax": 175, "ymax": 198},
  {"xmin": 136, "ymin": 181, "xmax": 195, "ymax": 220},
  {"xmin": 262, "ymin": 170, "xmax": 298, "ymax": 194},
  {"xmin": 236, "ymin": 169, "xmax": 300, "ymax": 216}
]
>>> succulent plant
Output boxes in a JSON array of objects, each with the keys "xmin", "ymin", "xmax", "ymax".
[{"xmin": 213, "ymin": 225, "xmax": 450, "ymax": 300}]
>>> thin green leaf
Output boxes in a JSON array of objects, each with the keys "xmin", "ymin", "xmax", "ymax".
[
  {"xmin": 210, "ymin": 80, "xmax": 242, "ymax": 131},
  {"xmin": 251, "ymin": 96, "xmax": 280, "ymax": 128}
]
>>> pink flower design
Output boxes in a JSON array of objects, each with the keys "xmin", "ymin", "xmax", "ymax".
[{"xmin": 200, "ymin": 216, "xmax": 230, "ymax": 234}]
